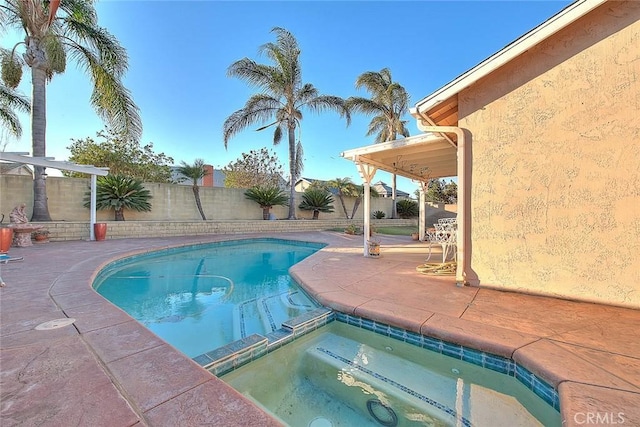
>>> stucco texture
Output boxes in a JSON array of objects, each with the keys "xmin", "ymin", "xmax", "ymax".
[{"xmin": 459, "ymin": 1, "xmax": 640, "ymax": 307}]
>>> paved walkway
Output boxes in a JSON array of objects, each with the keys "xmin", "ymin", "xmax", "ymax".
[{"xmin": 1, "ymin": 232, "xmax": 638, "ymax": 426}]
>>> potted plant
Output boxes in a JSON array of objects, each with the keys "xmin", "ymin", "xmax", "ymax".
[
  {"xmin": 345, "ymin": 224, "xmax": 359, "ymax": 235},
  {"xmin": 411, "ymin": 231, "xmax": 420, "ymax": 241},
  {"xmin": 32, "ymin": 229, "xmax": 50, "ymax": 243},
  {"xmin": 0, "ymin": 214, "xmax": 12, "ymax": 253}
]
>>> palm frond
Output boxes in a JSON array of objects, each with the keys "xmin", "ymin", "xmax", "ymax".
[
  {"xmin": 303, "ymin": 95, "xmax": 351, "ymax": 125},
  {"xmin": 62, "ymin": 18, "xmax": 128, "ymax": 77}
]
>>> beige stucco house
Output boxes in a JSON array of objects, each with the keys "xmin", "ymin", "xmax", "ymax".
[{"xmin": 343, "ymin": 0, "xmax": 639, "ymax": 308}]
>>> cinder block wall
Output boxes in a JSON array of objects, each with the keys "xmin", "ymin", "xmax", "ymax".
[
  {"xmin": 1, "ymin": 175, "xmax": 395, "ymax": 222},
  {"xmin": 28, "ymin": 219, "xmax": 416, "ymax": 241}
]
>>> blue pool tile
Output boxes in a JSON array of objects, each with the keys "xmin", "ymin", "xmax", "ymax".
[
  {"xmin": 389, "ymin": 326, "xmax": 406, "ymax": 340},
  {"xmin": 192, "ymin": 354, "xmax": 213, "ymax": 367},
  {"xmin": 483, "ymin": 356, "xmax": 513, "ymax": 375},
  {"xmin": 335, "ymin": 312, "xmax": 349, "ymax": 323},
  {"xmin": 515, "ymin": 365, "xmax": 535, "ymax": 388},
  {"xmin": 405, "ymin": 331, "xmax": 423, "ymax": 347},
  {"xmin": 422, "ymin": 337, "xmax": 441, "ymax": 353},
  {"xmin": 461, "ymin": 348, "xmax": 484, "ymax": 365},
  {"xmin": 441, "ymin": 342, "xmax": 463, "ymax": 359},
  {"xmin": 360, "ymin": 318, "xmax": 375, "ymax": 331},
  {"xmin": 373, "ymin": 322, "xmax": 390, "ymax": 335}
]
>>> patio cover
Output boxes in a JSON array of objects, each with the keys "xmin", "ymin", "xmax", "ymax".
[
  {"xmin": 341, "ymin": 133, "xmax": 457, "ymax": 182},
  {"xmin": 0, "ymin": 152, "xmax": 109, "ymax": 240},
  {"xmin": 341, "ymin": 127, "xmax": 475, "ymax": 287}
]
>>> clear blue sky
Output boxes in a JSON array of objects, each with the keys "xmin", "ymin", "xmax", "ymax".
[{"xmin": 4, "ymin": 0, "xmax": 573, "ymax": 193}]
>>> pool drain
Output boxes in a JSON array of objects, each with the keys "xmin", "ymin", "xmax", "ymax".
[
  {"xmin": 35, "ymin": 318, "xmax": 76, "ymax": 330},
  {"xmin": 308, "ymin": 416, "xmax": 333, "ymax": 427},
  {"xmin": 367, "ymin": 399, "xmax": 398, "ymax": 427}
]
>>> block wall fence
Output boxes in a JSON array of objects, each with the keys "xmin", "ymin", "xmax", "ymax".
[{"xmin": 0, "ymin": 175, "xmax": 431, "ymax": 241}]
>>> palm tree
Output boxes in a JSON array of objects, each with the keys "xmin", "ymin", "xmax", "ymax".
[
  {"xmin": 327, "ymin": 177, "xmax": 356, "ymax": 219},
  {"xmin": 346, "ymin": 68, "xmax": 410, "ymax": 219},
  {"xmin": 176, "ymin": 159, "xmax": 209, "ymax": 220},
  {"xmin": 0, "ymin": 84, "xmax": 30, "ymax": 138},
  {"xmin": 223, "ymin": 27, "xmax": 351, "ymax": 220},
  {"xmin": 298, "ymin": 188, "xmax": 334, "ymax": 220},
  {"xmin": 349, "ymin": 184, "xmax": 379, "ymax": 220},
  {"xmin": 1, "ymin": 0, "xmax": 142, "ymax": 221},
  {"xmin": 244, "ymin": 185, "xmax": 289, "ymax": 220},
  {"xmin": 84, "ymin": 174, "xmax": 152, "ymax": 221}
]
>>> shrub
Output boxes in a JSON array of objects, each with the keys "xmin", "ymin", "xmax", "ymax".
[
  {"xmin": 84, "ymin": 174, "xmax": 152, "ymax": 221},
  {"xmin": 372, "ymin": 210, "xmax": 386, "ymax": 219},
  {"xmin": 396, "ymin": 199, "xmax": 419, "ymax": 219},
  {"xmin": 244, "ymin": 186, "xmax": 289, "ymax": 220},
  {"xmin": 298, "ymin": 188, "xmax": 334, "ymax": 220}
]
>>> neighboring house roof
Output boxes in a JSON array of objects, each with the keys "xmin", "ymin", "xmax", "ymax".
[
  {"xmin": 0, "ymin": 162, "xmax": 33, "ymax": 176},
  {"xmin": 411, "ymin": 0, "xmax": 606, "ymax": 127},
  {"xmin": 171, "ymin": 165, "xmax": 226, "ymax": 187},
  {"xmin": 372, "ymin": 181, "xmax": 410, "ymax": 198}
]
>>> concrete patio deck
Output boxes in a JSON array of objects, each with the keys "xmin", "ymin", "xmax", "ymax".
[{"xmin": 1, "ymin": 231, "xmax": 638, "ymax": 426}]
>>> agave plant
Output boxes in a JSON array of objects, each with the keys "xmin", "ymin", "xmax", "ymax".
[
  {"xmin": 244, "ymin": 186, "xmax": 289, "ymax": 220},
  {"xmin": 298, "ymin": 188, "xmax": 334, "ymax": 220},
  {"xmin": 84, "ymin": 174, "xmax": 152, "ymax": 221}
]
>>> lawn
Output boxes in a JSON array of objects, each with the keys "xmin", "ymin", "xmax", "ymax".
[
  {"xmin": 373, "ymin": 226, "xmax": 418, "ymax": 236},
  {"xmin": 329, "ymin": 225, "xmax": 418, "ymax": 236}
]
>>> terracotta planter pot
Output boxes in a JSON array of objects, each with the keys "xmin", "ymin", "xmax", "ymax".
[
  {"xmin": 0, "ymin": 228, "xmax": 13, "ymax": 253},
  {"xmin": 94, "ymin": 223, "xmax": 107, "ymax": 241}
]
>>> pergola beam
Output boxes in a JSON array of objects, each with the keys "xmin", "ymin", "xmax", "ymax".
[{"xmin": 0, "ymin": 152, "xmax": 109, "ymax": 241}]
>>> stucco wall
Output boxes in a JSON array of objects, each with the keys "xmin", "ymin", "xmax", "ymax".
[
  {"xmin": 459, "ymin": 1, "xmax": 640, "ymax": 307},
  {"xmin": 0, "ymin": 175, "xmax": 394, "ymax": 222}
]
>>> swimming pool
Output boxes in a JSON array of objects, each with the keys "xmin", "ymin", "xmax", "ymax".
[
  {"xmin": 222, "ymin": 320, "xmax": 561, "ymax": 427},
  {"xmin": 93, "ymin": 238, "xmax": 324, "ymax": 357}
]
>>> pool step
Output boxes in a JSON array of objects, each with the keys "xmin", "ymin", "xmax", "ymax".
[
  {"xmin": 300, "ymin": 334, "xmax": 463, "ymax": 426},
  {"xmin": 194, "ymin": 307, "xmax": 334, "ymax": 375}
]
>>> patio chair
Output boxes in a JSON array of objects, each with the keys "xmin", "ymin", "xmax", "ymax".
[{"xmin": 424, "ymin": 220, "xmax": 457, "ymax": 263}]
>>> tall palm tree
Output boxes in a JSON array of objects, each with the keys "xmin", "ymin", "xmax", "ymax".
[
  {"xmin": 176, "ymin": 159, "xmax": 209, "ymax": 220},
  {"xmin": 0, "ymin": 84, "xmax": 30, "ymax": 138},
  {"xmin": 223, "ymin": 27, "xmax": 351, "ymax": 220},
  {"xmin": 1, "ymin": 0, "xmax": 141, "ymax": 221},
  {"xmin": 349, "ymin": 184, "xmax": 379, "ymax": 220},
  {"xmin": 346, "ymin": 68, "xmax": 410, "ymax": 219},
  {"xmin": 327, "ymin": 177, "xmax": 356, "ymax": 219}
]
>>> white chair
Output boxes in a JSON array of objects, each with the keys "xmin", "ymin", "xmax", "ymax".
[{"xmin": 424, "ymin": 220, "xmax": 457, "ymax": 263}]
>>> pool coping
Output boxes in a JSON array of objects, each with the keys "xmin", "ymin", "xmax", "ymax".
[
  {"xmin": 199, "ymin": 308, "xmax": 560, "ymax": 412},
  {"xmin": 1, "ymin": 232, "xmax": 638, "ymax": 426}
]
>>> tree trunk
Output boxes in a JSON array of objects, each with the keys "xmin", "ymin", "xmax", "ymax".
[
  {"xmin": 262, "ymin": 207, "xmax": 270, "ymax": 220},
  {"xmin": 29, "ymin": 53, "xmax": 52, "ymax": 221},
  {"xmin": 287, "ymin": 125, "xmax": 297, "ymax": 219},
  {"xmin": 351, "ymin": 197, "xmax": 361, "ymax": 220},
  {"xmin": 338, "ymin": 195, "xmax": 349, "ymax": 218},
  {"xmin": 115, "ymin": 208, "xmax": 125, "ymax": 221},
  {"xmin": 192, "ymin": 185, "xmax": 206, "ymax": 220},
  {"xmin": 312, "ymin": 210, "xmax": 319, "ymax": 220}
]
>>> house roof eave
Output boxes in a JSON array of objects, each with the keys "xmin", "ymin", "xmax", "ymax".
[{"xmin": 411, "ymin": 0, "xmax": 606, "ymax": 122}]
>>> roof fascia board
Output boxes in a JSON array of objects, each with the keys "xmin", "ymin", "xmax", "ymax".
[
  {"xmin": 340, "ymin": 133, "xmax": 445, "ymax": 160},
  {"xmin": 411, "ymin": 0, "xmax": 606, "ymax": 117}
]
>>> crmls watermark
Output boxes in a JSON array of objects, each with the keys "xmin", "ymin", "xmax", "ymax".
[{"xmin": 573, "ymin": 412, "xmax": 626, "ymax": 425}]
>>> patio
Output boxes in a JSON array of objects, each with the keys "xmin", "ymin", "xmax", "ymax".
[{"xmin": 1, "ymin": 231, "xmax": 638, "ymax": 426}]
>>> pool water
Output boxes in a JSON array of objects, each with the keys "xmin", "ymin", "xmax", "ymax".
[
  {"xmin": 93, "ymin": 239, "xmax": 323, "ymax": 357},
  {"xmin": 222, "ymin": 322, "xmax": 561, "ymax": 427}
]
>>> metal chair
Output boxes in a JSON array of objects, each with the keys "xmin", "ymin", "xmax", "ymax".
[{"xmin": 424, "ymin": 220, "xmax": 457, "ymax": 263}]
